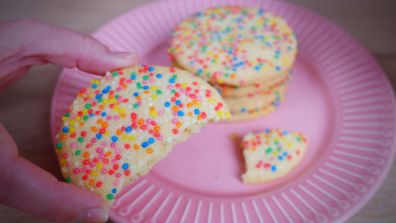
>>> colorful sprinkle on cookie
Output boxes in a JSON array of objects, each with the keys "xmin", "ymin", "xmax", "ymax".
[
  {"xmin": 169, "ymin": 6, "xmax": 297, "ymax": 86},
  {"xmin": 55, "ymin": 65, "xmax": 230, "ymax": 204},
  {"xmin": 241, "ymin": 129, "xmax": 308, "ymax": 183}
]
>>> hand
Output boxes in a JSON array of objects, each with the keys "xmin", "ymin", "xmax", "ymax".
[{"xmin": 0, "ymin": 19, "xmax": 138, "ymax": 222}]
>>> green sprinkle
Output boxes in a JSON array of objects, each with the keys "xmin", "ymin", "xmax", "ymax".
[
  {"xmin": 56, "ymin": 143, "xmax": 62, "ymax": 150},
  {"xmin": 143, "ymin": 75, "xmax": 149, "ymax": 80},
  {"xmin": 133, "ymin": 103, "xmax": 139, "ymax": 109},
  {"xmin": 77, "ymin": 137, "xmax": 84, "ymax": 143},
  {"xmin": 274, "ymin": 140, "xmax": 279, "ymax": 145},
  {"xmin": 156, "ymin": 90, "xmax": 162, "ymax": 95},
  {"xmin": 137, "ymin": 82, "xmax": 142, "ymax": 89},
  {"xmin": 83, "ymin": 115, "xmax": 89, "ymax": 121},
  {"xmin": 106, "ymin": 194, "xmax": 114, "ymax": 200},
  {"xmin": 265, "ymin": 148, "xmax": 272, "ymax": 154},
  {"xmin": 297, "ymin": 137, "xmax": 301, "ymax": 141},
  {"xmin": 64, "ymin": 112, "xmax": 70, "ymax": 118},
  {"xmin": 85, "ymin": 103, "xmax": 91, "ymax": 109},
  {"xmin": 65, "ymin": 176, "xmax": 71, "ymax": 183},
  {"xmin": 75, "ymin": 150, "xmax": 81, "ymax": 156},
  {"xmin": 112, "ymin": 71, "xmax": 119, "ymax": 76}
]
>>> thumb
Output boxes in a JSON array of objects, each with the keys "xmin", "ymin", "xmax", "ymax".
[
  {"xmin": 8, "ymin": 19, "xmax": 139, "ymax": 74},
  {"xmin": 0, "ymin": 124, "xmax": 109, "ymax": 222}
]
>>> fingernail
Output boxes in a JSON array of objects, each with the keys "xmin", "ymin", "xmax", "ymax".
[
  {"xmin": 112, "ymin": 51, "xmax": 138, "ymax": 62},
  {"xmin": 77, "ymin": 207, "xmax": 108, "ymax": 223}
]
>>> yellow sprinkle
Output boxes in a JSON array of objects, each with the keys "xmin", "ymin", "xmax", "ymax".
[
  {"xmin": 149, "ymin": 106, "xmax": 157, "ymax": 118},
  {"xmin": 151, "ymin": 94, "xmax": 158, "ymax": 100},
  {"xmin": 208, "ymin": 98, "xmax": 216, "ymax": 104}
]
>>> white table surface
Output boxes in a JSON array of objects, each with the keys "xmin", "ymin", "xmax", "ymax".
[{"xmin": 0, "ymin": 0, "xmax": 395, "ymax": 222}]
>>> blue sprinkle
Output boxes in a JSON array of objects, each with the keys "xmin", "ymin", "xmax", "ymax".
[
  {"xmin": 148, "ymin": 66, "xmax": 155, "ymax": 72},
  {"xmin": 194, "ymin": 109, "xmax": 200, "ymax": 115},
  {"xmin": 122, "ymin": 163, "xmax": 129, "ymax": 170},
  {"xmin": 278, "ymin": 156, "xmax": 284, "ymax": 161},
  {"xmin": 255, "ymin": 66, "xmax": 261, "ymax": 71},
  {"xmin": 133, "ymin": 92, "xmax": 139, "ymax": 97},
  {"xmin": 156, "ymin": 73, "xmax": 162, "ymax": 79},
  {"xmin": 178, "ymin": 111, "xmax": 184, "ymax": 116},
  {"xmin": 197, "ymin": 69, "xmax": 203, "ymax": 76},
  {"xmin": 169, "ymin": 78, "xmax": 175, "ymax": 84},
  {"xmin": 125, "ymin": 126, "xmax": 132, "ymax": 132},
  {"xmin": 275, "ymin": 66, "xmax": 281, "ymax": 71},
  {"xmin": 95, "ymin": 94, "xmax": 102, "ymax": 100},
  {"xmin": 102, "ymin": 85, "xmax": 111, "ymax": 94},
  {"xmin": 282, "ymin": 130, "xmax": 288, "ymax": 135},
  {"xmin": 141, "ymin": 142, "xmax": 149, "ymax": 148},
  {"xmin": 91, "ymin": 83, "xmax": 98, "ymax": 89},
  {"xmin": 130, "ymin": 74, "xmax": 137, "ymax": 80},
  {"xmin": 101, "ymin": 112, "xmax": 107, "ymax": 117},
  {"xmin": 143, "ymin": 85, "xmax": 150, "ymax": 90},
  {"xmin": 96, "ymin": 133, "xmax": 102, "ymax": 139},
  {"xmin": 164, "ymin": 101, "xmax": 170, "ymax": 107},
  {"xmin": 111, "ymin": 136, "xmax": 118, "ymax": 142},
  {"xmin": 240, "ymin": 108, "xmax": 247, "ymax": 113},
  {"xmin": 89, "ymin": 113, "xmax": 94, "ymax": 117},
  {"xmin": 271, "ymin": 166, "xmax": 277, "ymax": 172},
  {"xmin": 233, "ymin": 56, "xmax": 238, "ymax": 61},
  {"xmin": 62, "ymin": 127, "xmax": 69, "ymax": 133},
  {"xmin": 148, "ymin": 137, "xmax": 155, "ymax": 144},
  {"xmin": 111, "ymin": 188, "xmax": 117, "ymax": 194},
  {"xmin": 175, "ymin": 100, "xmax": 181, "ymax": 105},
  {"xmin": 265, "ymin": 128, "xmax": 271, "ymax": 134},
  {"xmin": 283, "ymin": 151, "xmax": 288, "ymax": 156}
]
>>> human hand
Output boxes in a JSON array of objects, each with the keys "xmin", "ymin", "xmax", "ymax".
[{"xmin": 0, "ymin": 19, "xmax": 138, "ymax": 222}]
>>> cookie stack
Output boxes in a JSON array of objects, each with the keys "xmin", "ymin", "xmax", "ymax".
[{"xmin": 169, "ymin": 6, "xmax": 297, "ymax": 121}]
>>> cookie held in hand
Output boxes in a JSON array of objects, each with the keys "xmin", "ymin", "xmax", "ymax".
[{"xmin": 55, "ymin": 65, "xmax": 230, "ymax": 205}]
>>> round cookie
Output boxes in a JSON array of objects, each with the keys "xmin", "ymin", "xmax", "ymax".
[
  {"xmin": 169, "ymin": 6, "xmax": 297, "ymax": 86},
  {"xmin": 241, "ymin": 129, "xmax": 308, "ymax": 183},
  {"xmin": 225, "ymin": 83, "xmax": 287, "ymax": 113},
  {"xmin": 214, "ymin": 72, "xmax": 289, "ymax": 98},
  {"xmin": 55, "ymin": 65, "xmax": 230, "ymax": 205}
]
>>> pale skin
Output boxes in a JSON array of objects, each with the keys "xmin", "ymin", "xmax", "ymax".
[{"xmin": 0, "ymin": 19, "xmax": 138, "ymax": 222}]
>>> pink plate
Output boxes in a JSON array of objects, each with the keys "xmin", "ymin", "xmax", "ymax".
[{"xmin": 50, "ymin": 0, "xmax": 396, "ymax": 222}]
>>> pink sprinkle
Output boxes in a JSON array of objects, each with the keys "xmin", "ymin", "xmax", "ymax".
[
  {"xmin": 71, "ymin": 143, "xmax": 77, "ymax": 149},
  {"xmin": 101, "ymin": 142, "xmax": 107, "ymax": 146},
  {"xmin": 96, "ymin": 147, "xmax": 103, "ymax": 154},
  {"xmin": 113, "ymin": 115, "xmax": 119, "ymax": 121},
  {"xmin": 106, "ymin": 116, "xmax": 112, "ymax": 120},
  {"xmin": 115, "ymin": 173, "xmax": 122, "ymax": 178}
]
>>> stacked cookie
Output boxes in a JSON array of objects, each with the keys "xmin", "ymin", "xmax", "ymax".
[{"xmin": 169, "ymin": 6, "xmax": 297, "ymax": 121}]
